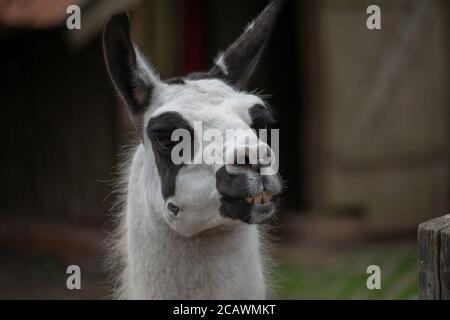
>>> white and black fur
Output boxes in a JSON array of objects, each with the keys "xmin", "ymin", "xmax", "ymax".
[{"xmin": 103, "ymin": 0, "xmax": 284, "ymax": 299}]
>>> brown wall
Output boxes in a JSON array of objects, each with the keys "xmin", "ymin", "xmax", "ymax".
[
  {"xmin": 303, "ymin": 0, "xmax": 449, "ymax": 231},
  {"xmin": 0, "ymin": 30, "xmax": 121, "ymax": 224}
]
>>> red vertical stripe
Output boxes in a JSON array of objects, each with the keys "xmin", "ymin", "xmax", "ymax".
[{"xmin": 182, "ymin": 0, "xmax": 206, "ymax": 74}]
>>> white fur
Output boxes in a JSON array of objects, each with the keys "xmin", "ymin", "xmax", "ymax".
[
  {"xmin": 246, "ymin": 20, "xmax": 256, "ymax": 32},
  {"xmin": 109, "ymin": 74, "xmax": 273, "ymax": 300},
  {"xmin": 214, "ymin": 54, "xmax": 229, "ymax": 76}
]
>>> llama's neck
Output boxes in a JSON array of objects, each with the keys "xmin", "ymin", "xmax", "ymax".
[
  {"xmin": 117, "ymin": 147, "xmax": 267, "ymax": 299},
  {"xmin": 124, "ymin": 210, "xmax": 266, "ymax": 299}
]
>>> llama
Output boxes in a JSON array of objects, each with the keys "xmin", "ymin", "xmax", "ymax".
[{"xmin": 103, "ymin": 0, "xmax": 284, "ymax": 299}]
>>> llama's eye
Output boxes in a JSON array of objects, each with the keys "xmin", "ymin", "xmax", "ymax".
[{"xmin": 155, "ymin": 134, "xmax": 176, "ymax": 150}]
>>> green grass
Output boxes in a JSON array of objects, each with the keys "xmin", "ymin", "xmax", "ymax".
[{"xmin": 272, "ymin": 242, "xmax": 419, "ymax": 300}]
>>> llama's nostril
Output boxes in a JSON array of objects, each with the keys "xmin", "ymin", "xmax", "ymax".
[{"xmin": 168, "ymin": 202, "xmax": 180, "ymax": 216}]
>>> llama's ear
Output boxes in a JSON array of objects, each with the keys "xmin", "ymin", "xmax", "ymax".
[
  {"xmin": 103, "ymin": 12, "xmax": 160, "ymax": 132},
  {"xmin": 207, "ymin": 0, "xmax": 284, "ymax": 89}
]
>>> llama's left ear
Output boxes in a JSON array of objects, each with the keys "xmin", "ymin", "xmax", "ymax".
[
  {"xmin": 207, "ymin": 0, "xmax": 284, "ymax": 89},
  {"xmin": 103, "ymin": 12, "xmax": 160, "ymax": 133}
]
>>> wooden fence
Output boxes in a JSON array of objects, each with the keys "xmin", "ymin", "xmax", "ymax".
[{"xmin": 418, "ymin": 215, "xmax": 450, "ymax": 299}]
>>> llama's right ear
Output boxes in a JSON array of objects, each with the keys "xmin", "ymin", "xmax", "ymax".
[
  {"xmin": 206, "ymin": 0, "xmax": 284, "ymax": 89},
  {"xmin": 103, "ymin": 12, "xmax": 160, "ymax": 132}
]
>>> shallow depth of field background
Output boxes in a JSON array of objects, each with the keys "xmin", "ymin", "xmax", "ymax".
[{"xmin": 0, "ymin": 0, "xmax": 448, "ymax": 299}]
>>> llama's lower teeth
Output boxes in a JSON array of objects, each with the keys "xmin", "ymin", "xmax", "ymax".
[
  {"xmin": 254, "ymin": 194, "xmax": 263, "ymax": 205},
  {"xmin": 246, "ymin": 192, "xmax": 273, "ymax": 205}
]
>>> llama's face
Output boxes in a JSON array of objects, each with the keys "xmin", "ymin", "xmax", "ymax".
[
  {"xmin": 104, "ymin": 1, "xmax": 284, "ymax": 237},
  {"xmin": 141, "ymin": 79, "xmax": 282, "ymax": 236}
]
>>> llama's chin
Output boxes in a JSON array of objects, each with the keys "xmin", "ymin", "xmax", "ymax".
[{"xmin": 248, "ymin": 203, "xmax": 277, "ymax": 224}]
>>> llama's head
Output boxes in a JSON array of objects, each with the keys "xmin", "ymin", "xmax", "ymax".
[{"xmin": 103, "ymin": 0, "xmax": 284, "ymax": 237}]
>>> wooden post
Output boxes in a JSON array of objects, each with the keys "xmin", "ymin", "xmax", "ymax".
[{"xmin": 418, "ymin": 214, "xmax": 450, "ymax": 299}]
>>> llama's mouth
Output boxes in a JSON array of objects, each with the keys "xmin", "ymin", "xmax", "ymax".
[
  {"xmin": 218, "ymin": 193, "xmax": 278, "ymax": 224},
  {"xmin": 245, "ymin": 191, "xmax": 276, "ymax": 205}
]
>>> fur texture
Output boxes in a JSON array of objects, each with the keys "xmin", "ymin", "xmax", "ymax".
[{"xmin": 103, "ymin": 0, "xmax": 284, "ymax": 300}]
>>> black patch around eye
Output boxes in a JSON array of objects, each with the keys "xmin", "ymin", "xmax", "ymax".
[
  {"xmin": 249, "ymin": 104, "xmax": 276, "ymax": 130},
  {"xmin": 154, "ymin": 134, "xmax": 177, "ymax": 150},
  {"xmin": 146, "ymin": 112, "xmax": 194, "ymax": 199}
]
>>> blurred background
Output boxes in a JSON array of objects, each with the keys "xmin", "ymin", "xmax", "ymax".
[{"xmin": 0, "ymin": 0, "xmax": 448, "ymax": 299}]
